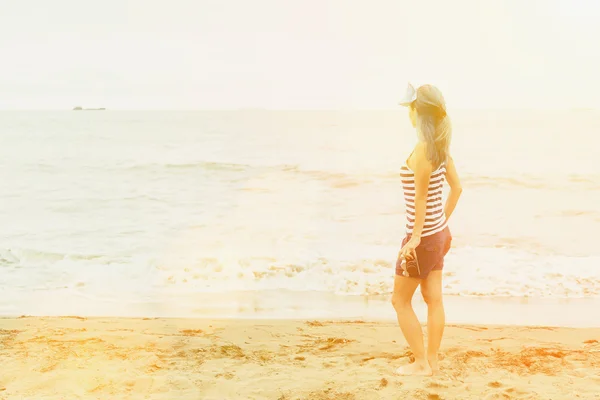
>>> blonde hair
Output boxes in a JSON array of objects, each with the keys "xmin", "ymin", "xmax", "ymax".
[{"xmin": 411, "ymin": 85, "xmax": 451, "ymax": 168}]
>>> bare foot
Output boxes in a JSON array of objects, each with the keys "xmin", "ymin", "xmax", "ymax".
[
  {"xmin": 395, "ymin": 361, "xmax": 432, "ymax": 376},
  {"xmin": 428, "ymin": 355, "xmax": 440, "ymax": 375}
]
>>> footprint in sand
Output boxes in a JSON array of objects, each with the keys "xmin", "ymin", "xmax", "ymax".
[
  {"xmin": 411, "ymin": 389, "xmax": 443, "ymax": 400},
  {"xmin": 427, "ymin": 381, "xmax": 449, "ymax": 389},
  {"xmin": 378, "ymin": 378, "xmax": 388, "ymax": 389},
  {"xmin": 215, "ymin": 372, "xmax": 235, "ymax": 380},
  {"xmin": 484, "ymin": 394, "xmax": 511, "ymax": 400},
  {"xmin": 180, "ymin": 329, "xmax": 204, "ymax": 336}
]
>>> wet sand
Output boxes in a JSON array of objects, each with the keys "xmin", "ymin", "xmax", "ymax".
[
  {"xmin": 1, "ymin": 317, "xmax": 599, "ymax": 399},
  {"xmin": 4, "ymin": 291, "xmax": 600, "ymax": 328}
]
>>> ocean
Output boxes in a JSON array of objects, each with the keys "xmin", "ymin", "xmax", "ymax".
[{"xmin": 1, "ymin": 110, "xmax": 599, "ymax": 317}]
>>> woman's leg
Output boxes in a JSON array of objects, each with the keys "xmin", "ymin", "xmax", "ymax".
[
  {"xmin": 420, "ymin": 270, "xmax": 445, "ymax": 373},
  {"xmin": 391, "ymin": 275, "xmax": 432, "ymax": 376}
]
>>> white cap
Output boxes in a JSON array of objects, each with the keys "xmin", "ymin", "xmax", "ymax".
[{"xmin": 398, "ymin": 83, "xmax": 417, "ymax": 106}]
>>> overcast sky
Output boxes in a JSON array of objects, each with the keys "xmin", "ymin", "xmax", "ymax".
[{"xmin": 0, "ymin": 0, "xmax": 599, "ymax": 109}]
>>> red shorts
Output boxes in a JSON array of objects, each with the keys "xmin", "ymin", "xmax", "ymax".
[{"xmin": 395, "ymin": 226, "xmax": 452, "ymax": 279}]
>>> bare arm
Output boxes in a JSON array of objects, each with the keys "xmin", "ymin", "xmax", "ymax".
[
  {"xmin": 443, "ymin": 156, "xmax": 463, "ymax": 222},
  {"xmin": 410, "ymin": 143, "xmax": 434, "ymax": 240}
]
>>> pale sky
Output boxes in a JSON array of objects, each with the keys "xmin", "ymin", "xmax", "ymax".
[{"xmin": 0, "ymin": 0, "xmax": 599, "ymax": 109}]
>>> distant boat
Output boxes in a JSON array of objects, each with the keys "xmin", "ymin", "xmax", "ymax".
[{"xmin": 72, "ymin": 106, "xmax": 106, "ymax": 111}]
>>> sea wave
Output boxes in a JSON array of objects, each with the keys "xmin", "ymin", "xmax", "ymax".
[
  {"xmin": 17, "ymin": 155, "xmax": 598, "ymax": 191},
  {"xmin": 150, "ymin": 247, "xmax": 600, "ymax": 299},
  {"xmin": 95, "ymin": 160, "xmax": 600, "ymax": 191},
  {"xmin": 0, "ymin": 248, "xmax": 108, "ymax": 265},
  {"xmin": 2, "ymin": 244, "xmax": 599, "ymax": 306}
]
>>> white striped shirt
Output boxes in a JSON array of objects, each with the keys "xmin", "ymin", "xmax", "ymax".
[{"xmin": 400, "ymin": 161, "xmax": 447, "ymax": 237}]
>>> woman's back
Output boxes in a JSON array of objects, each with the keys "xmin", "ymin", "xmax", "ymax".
[{"xmin": 400, "ymin": 158, "xmax": 447, "ymax": 237}]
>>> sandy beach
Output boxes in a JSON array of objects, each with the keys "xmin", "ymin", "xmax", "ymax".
[{"xmin": 0, "ymin": 317, "xmax": 598, "ymax": 399}]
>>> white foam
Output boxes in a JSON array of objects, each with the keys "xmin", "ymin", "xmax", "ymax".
[
  {"xmin": 149, "ymin": 246, "xmax": 600, "ymax": 299},
  {"xmin": 2, "ymin": 246, "xmax": 600, "ymax": 314}
]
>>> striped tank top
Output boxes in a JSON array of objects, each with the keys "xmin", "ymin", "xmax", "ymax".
[{"xmin": 400, "ymin": 159, "xmax": 447, "ymax": 237}]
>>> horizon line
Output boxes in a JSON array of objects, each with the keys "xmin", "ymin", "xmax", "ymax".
[{"xmin": 0, "ymin": 107, "xmax": 597, "ymax": 112}]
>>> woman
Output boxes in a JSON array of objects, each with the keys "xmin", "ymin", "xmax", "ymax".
[{"xmin": 392, "ymin": 83, "xmax": 462, "ymax": 376}]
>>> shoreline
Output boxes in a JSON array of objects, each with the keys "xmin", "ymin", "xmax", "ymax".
[
  {"xmin": 2, "ymin": 291, "xmax": 600, "ymax": 328},
  {"xmin": 1, "ymin": 317, "xmax": 599, "ymax": 399}
]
